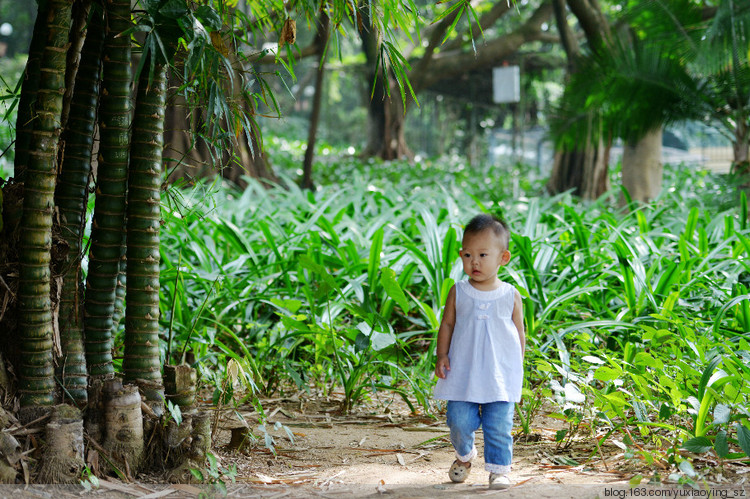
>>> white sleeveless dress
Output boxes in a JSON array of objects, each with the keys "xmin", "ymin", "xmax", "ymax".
[{"xmin": 433, "ymin": 280, "xmax": 523, "ymax": 403}]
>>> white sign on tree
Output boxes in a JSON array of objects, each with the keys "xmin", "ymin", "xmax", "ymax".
[{"xmin": 492, "ymin": 66, "xmax": 520, "ymax": 104}]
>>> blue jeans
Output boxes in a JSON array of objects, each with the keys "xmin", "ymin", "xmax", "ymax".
[{"xmin": 446, "ymin": 400, "xmax": 514, "ymax": 474}]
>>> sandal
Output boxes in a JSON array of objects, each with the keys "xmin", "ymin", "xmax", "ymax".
[
  {"xmin": 448, "ymin": 459, "xmax": 471, "ymax": 483},
  {"xmin": 489, "ymin": 473, "xmax": 512, "ymax": 490}
]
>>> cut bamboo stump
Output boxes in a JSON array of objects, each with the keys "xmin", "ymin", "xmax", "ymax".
[
  {"xmin": 103, "ymin": 379, "xmax": 143, "ymax": 474},
  {"xmin": 227, "ymin": 424, "xmax": 253, "ymax": 452},
  {"xmin": 162, "ymin": 365, "xmax": 211, "ymax": 482},
  {"xmin": 37, "ymin": 404, "xmax": 84, "ymax": 483},
  {"xmin": 0, "ymin": 411, "xmax": 20, "ymax": 483},
  {"xmin": 164, "ymin": 364, "xmax": 196, "ymax": 409}
]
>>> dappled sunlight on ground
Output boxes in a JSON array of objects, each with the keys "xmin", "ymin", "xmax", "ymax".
[{"xmin": 148, "ymin": 392, "xmax": 750, "ymax": 498}]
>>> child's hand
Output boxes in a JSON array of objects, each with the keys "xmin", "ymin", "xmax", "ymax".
[{"xmin": 435, "ymin": 355, "xmax": 450, "ymax": 379}]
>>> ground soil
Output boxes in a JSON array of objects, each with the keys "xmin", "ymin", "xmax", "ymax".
[
  {"xmin": 5, "ymin": 389, "xmax": 748, "ymax": 498},
  {"xmin": 145, "ymin": 391, "xmax": 750, "ymax": 498}
]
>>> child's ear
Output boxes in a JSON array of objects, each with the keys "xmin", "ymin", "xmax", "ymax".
[{"xmin": 501, "ymin": 250, "xmax": 511, "ymax": 265}]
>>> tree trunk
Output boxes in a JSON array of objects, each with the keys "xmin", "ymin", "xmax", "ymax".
[
  {"xmin": 553, "ymin": 0, "xmax": 579, "ymax": 73},
  {"xmin": 84, "ymin": 0, "xmax": 132, "ymax": 380},
  {"xmin": 302, "ymin": 12, "xmax": 330, "ymax": 190},
  {"xmin": 165, "ymin": 69, "xmax": 276, "ymax": 187},
  {"xmin": 17, "ymin": 0, "xmax": 74, "ymax": 415},
  {"xmin": 13, "ymin": 1, "xmax": 49, "ymax": 183},
  {"xmin": 732, "ymin": 118, "xmax": 750, "ymax": 174},
  {"xmin": 123, "ymin": 49, "xmax": 167, "ymax": 407},
  {"xmin": 164, "ymin": 92, "xmax": 213, "ymax": 185},
  {"xmin": 362, "ymin": 76, "xmax": 411, "ymax": 160},
  {"xmin": 622, "ymin": 127, "xmax": 663, "ymax": 203},
  {"xmin": 359, "ymin": 4, "xmax": 411, "ymax": 160},
  {"xmin": 547, "ymin": 0, "xmax": 610, "ymax": 199},
  {"xmin": 220, "ymin": 118, "xmax": 273, "ymax": 189},
  {"xmin": 565, "ymin": 0, "xmax": 611, "ymax": 49},
  {"xmin": 55, "ymin": 2, "xmax": 105, "ymax": 406},
  {"xmin": 60, "ymin": 0, "xmax": 93, "ymax": 130},
  {"xmin": 547, "ymin": 134, "xmax": 610, "ymax": 199}
]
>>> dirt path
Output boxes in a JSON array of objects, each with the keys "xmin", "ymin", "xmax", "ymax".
[{"xmin": 198, "ymin": 395, "xmax": 750, "ymax": 498}]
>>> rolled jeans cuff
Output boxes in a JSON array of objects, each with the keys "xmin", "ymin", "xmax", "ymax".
[
  {"xmin": 456, "ymin": 446, "xmax": 477, "ymax": 463},
  {"xmin": 486, "ymin": 463, "xmax": 511, "ymax": 474}
]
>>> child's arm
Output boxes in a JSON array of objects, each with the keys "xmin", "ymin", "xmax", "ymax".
[
  {"xmin": 512, "ymin": 288, "xmax": 525, "ymax": 359},
  {"xmin": 435, "ymin": 285, "xmax": 457, "ymax": 379}
]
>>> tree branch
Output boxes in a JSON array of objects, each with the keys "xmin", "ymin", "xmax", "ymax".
[
  {"xmin": 565, "ymin": 0, "xmax": 611, "ymax": 50},
  {"xmin": 412, "ymin": 1, "xmax": 554, "ymax": 90},
  {"xmin": 442, "ymin": 0, "xmax": 514, "ymax": 53},
  {"xmin": 251, "ymin": 43, "xmax": 321, "ymax": 64}
]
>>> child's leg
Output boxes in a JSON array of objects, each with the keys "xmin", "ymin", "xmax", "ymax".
[
  {"xmin": 480, "ymin": 401, "xmax": 514, "ymax": 474},
  {"xmin": 446, "ymin": 401, "xmax": 480, "ymax": 462}
]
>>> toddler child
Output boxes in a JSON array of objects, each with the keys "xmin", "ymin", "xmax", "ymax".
[{"xmin": 433, "ymin": 213, "xmax": 525, "ymax": 490}]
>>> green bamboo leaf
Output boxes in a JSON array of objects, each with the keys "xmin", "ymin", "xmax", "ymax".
[
  {"xmin": 742, "ymin": 191, "xmax": 748, "ymax": 231},
  {"xmin": 433, "ymin": 0, "xmax": 465, "ymax": 23},
  {"xmin": 381, "ymin": 267, "xmax": 411, "ymax": 313},
  {"xmin": 269, "ymin": 298, "xmax": 303, "ymax": 314},
  {"xmin": 698, "ymin": 227, "xmax": 708, "ymax": 256},
  {"xmin": 440, "ymin": 5, "xmax": 465, "ymax": 45},
  {"xmin": 632, "ymin": 400, "xmax": 648, "ymax": 423},
  {"xmin": 258, "ymin": 221, "xmax": 283, "ymax": 260},
  {"xmin": 512, "ymin": 234, "xmax": 546, "ymax": 308},
  {"xmin": 283, "ymin": 360, "xmax": 306, "ymax": 391}
]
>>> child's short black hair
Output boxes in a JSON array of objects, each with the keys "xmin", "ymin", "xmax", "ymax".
[{"xmin": 464, "ymin": 213, "xmax": 510, "ymax": 250}]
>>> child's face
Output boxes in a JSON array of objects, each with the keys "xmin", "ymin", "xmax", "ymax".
[{"xmin": 460, "ymin": 229, "xmax": 510, "ymax": 286}]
